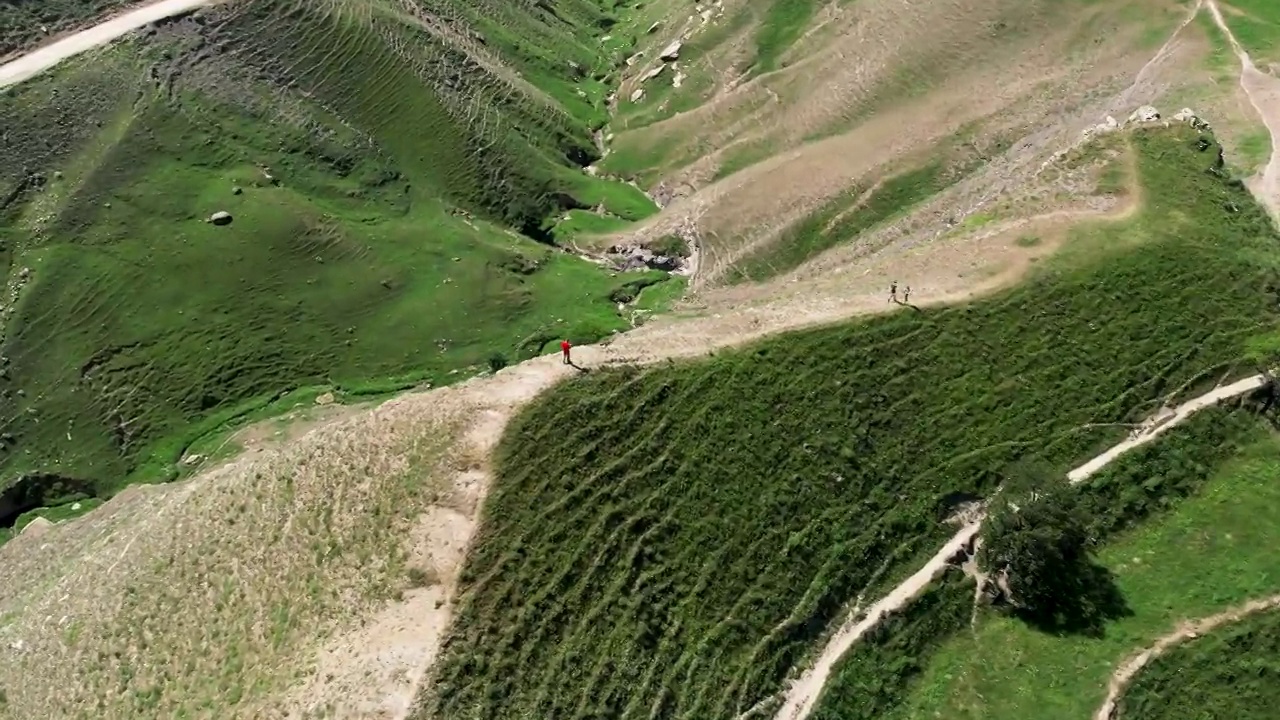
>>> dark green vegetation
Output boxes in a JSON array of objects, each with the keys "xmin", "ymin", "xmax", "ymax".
[
  {"xmin": 0, "ymin": 0, "xmax": 677, "ymax": 523},
  {"xmin": 1119, "ymin": 606, "xmax": 1280, "ymax": 720},
  {"xmin": 809, "ymin": 405, "xmax": 1273, "ymax": 720},
  {"xmin": 810, "ymin": 569, "xmax": 974, "ymax": 720},
  {"xmin": 0, "ymin": 0, "xmax": 131, "ymax": 57},
  {"xmin": 726, "ymin": 146, "xmax": 984, "ymax": 283},
  {"xmin": 980, "ymin": 476, "xmax": 1120, "ymax": 635},
  {"xmin": 421, "ymin": 126, "xmax": 1280, "ymax": 719}
]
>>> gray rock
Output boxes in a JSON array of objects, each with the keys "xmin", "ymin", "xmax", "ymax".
[
  {"xmin": 659, "ymin": 41, "xmax": 682, "ymax": 61},
  {"xmin": 1128, "ymin": 105, "xmax": 1160, "ymax": 123},
  {"xmin": 208, "ymin": 211, "xmax": 233, "ymax": 226},
  {"xmin": 22, "ymin": 516, "xmax": 53, "ymax": 536}
]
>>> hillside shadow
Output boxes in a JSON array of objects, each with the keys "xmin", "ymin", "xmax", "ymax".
[{"xmin": 1015, "ymin": 560, "xmax": 1132, "ymax": 638}]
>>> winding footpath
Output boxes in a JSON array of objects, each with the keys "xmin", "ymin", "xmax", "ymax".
[
  {"xmin": 771, "ymin": 373, "xmax": 1268, "ymax": 720},
  {"xmin": 0, "ymin": 0, "xmax": 213, "ymax": 89},
  {"xmin": 1092, "ymin": 594, "xmax": 1280, "ymax": 720},
  {"xmin": 1206, "ymin": 0, "xmax": 1280, "ymax": 219},
  {"xmin": 775, "ymin": 8, "xmax": 1280, "ymax": 717}
]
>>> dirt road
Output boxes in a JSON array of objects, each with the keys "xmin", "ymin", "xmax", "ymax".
[
  {"xmin": 0, "ymin": 0, "xmax": 212, "ymax": 88},
  {"xmin": 1207, "ymin": 0, "xmax": 1280, "ymax": 219},
  {"xmin": 1092, "ymin": 593, "xmax": 1280, "ymax": 720},
  {"xmin": 770, "ymin": 372, "xmax": 1267, "ymax": 720}
]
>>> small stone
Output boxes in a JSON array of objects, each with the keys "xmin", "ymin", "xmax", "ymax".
[
  {"xmin": 315, "ymin": 392, "xmax": 335, "ymax": 405},
  {"xmin": 208, "ymin": 211, "xmax": 233, "ymax": 226},
  {"xmin": 232, "ymin": 186, "xmax": 243, "ymax": 195},
  {"xmin": 659, "ymin": 41, "xmax": 682, "ymax": 61},
  {"xmin": 642, "ymin": 65, "xmax": 666, "ymax": 82},
  {"xmin": 630, "ymin": 88, "xmax": 646, "ymax": 103}
]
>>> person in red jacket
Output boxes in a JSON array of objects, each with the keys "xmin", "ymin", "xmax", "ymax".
[{"xmin": 560, "ymin": 339, "xmax": 572, "ymax": 365}]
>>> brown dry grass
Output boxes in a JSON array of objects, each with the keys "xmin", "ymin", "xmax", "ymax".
[
  {"xmin": 601, "ymin": 0, "xmax": 1198, "ymax": 288},
  {"xmin": 0, "ymin": 387, "xmax": 475, "ymax": 718}
]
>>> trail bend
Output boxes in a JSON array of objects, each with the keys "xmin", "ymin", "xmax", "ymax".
[
  {"xmin": 1092, "ymin": 593, "xmax": 1280, "ymax": 720},
  {"xmin": 770, "ymin": 373, "xmax": 1268, "ymax": 720}
]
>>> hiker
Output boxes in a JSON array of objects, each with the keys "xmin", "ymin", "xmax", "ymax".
[
  {"xmin": 888, "ymin": 280, "xmax": 898, "ymax": 303},
  {"xmin": 561, "ymin": 339, "xmax": 572, "ymax": 365},
  {"xmin": 903, "ymin": 286, "xmax": 911, "ymax": 303}
]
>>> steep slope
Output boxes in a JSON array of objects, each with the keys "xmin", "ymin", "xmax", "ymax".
[
  {"xmin": 0, "ymin": 0, "xmax": 673, "ymax": 524},
  {"xmin": 420, "ymin": 125, "xmax": 1280, "ymax": 720}
]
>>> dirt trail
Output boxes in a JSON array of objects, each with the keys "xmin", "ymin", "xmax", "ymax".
[
  {"xmin": 771, "ymin": 522, "xmax": 983, "ymax": 720},
  {"xmin": 1067, "ymin": 374, "xmax": 1267, "ymax": 482},
  {"xmin": 0, "ymin": 0, "xmax": 213, "ymax": 88},
  {"xmin": 770, "ymin": 373, "xmax": 1267, "ymax": 720},
  {"xmin": 1207, "ymin": 0, "xmax": 1280, "ymax": 219},
  {"xmin": 1092, "ymin": 593, "xmax": 1280, "ymax": 720}
]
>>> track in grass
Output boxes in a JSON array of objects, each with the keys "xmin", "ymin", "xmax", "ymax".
[
  {"xmin": 421, "ymin": 126, "xmax": 1280, "ymax": 720},
  {"xmin": 1107, "ymin": 597, "xmax": 1280, "ymax": 720}
]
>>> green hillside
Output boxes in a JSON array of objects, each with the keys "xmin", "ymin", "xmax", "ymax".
[
  {"xmin": 421, "ymin": 126, "xmax": 1280, "ymax": 718},
  {"xmin": 0, "ymin": 0, "xmax": 134, "ymax": 57},
  {"xmin": 0, "ymin": 0, "xmax": 672, "ymax": 523},
  {"xmin": 1119, "ymin": 604, "xmax": 1280, "ymax": 720}
]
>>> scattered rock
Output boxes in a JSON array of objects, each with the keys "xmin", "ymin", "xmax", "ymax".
[
  {"xmin": 180, "ymin": 453, "xmax": 204, "ymax": 466},
  {"xmin": 315, "ymin": 392, "xmax": 335, "ymax": 406},
  {"xmin": 1174, "ymin": 107, "xmax": 1212, "ymax": 130},
  {"xmin": 673, "ymin": 71, "xmax": 686, "ymax": 88},
  {"xmin": 232, "ymin": 186, "xmax": 243, "ymax": 195},
  {"xmin": 646, "ymin": 21, "xmax": 660, "ymax": 34},
  {"xmin": 607, "ymin": 244, "xmax": 683, "ymax": 272},
  {"xmin": 659, "ymin": 41, "xmax": 682, "ymax": 61},
  {"xmin": 630, "ymin": 88, "xmax": 646, "ymax": 103},
  {"xmin": 641, "ymin": 65, "xmax": 666, "ymax": 82},
  {"xmin": 207, "ymin": 211, "xmax": 233, "ymax": 226},
  {"xmin": 21, "ymin": 517, "xmax": 52, "ymax": 537},
  {"xmin": 1128, "ymin": 105, "xmax": 1160, "ymax": 124}
]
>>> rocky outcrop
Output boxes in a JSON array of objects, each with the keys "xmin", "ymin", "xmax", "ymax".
[{"xmin": 607, "ymin": 244, "xmax": 683, "ymax": 272}]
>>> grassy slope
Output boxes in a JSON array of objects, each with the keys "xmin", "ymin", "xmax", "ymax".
[
  {"xmin": 1221, "ymin": 0, "xmax": 1280, "ymax": 64},
  {"xmin": 0, "ymin": 0, "xmax": 673, "ymax": 506},
  {"xmin": 723, "ymin": 137, "xmax": 989, "ymax": 283},
  {"xmin": 877, "ymin": 421, "xmax": 1280, "ymax": 720},
  {"xmin": 0, "ymin": 0, "xmax": 132, "ymax": 57},
  {"xmin": 1118, "ymin": 605, "xmax": 1280, "ymax": 720},
  {"xmin": 421, "ymin": 127, "xmax": 1280, "ymax": 719},
  {"xmin": 809, "ymin": 405, "xmax": 1269, "ymax": 719}
]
